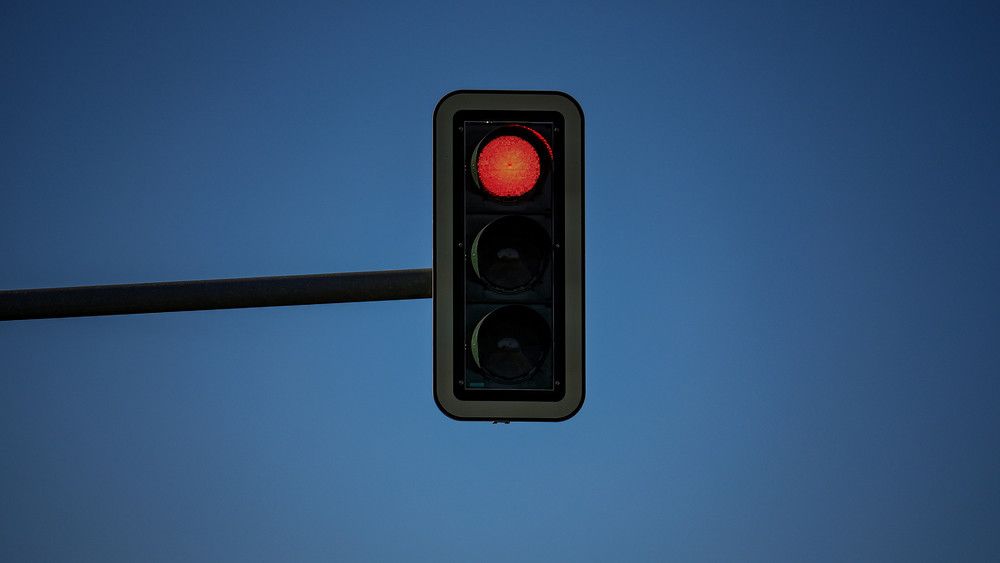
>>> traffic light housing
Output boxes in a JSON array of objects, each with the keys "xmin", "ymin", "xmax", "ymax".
[{"xmin": 433, "ymin": 90, "xmax": 584, "ymax": 422}]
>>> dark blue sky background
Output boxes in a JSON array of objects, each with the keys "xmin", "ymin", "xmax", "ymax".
[{"xmin": 2, "ymin": 1, "xmax": 998, "ymax": 561}]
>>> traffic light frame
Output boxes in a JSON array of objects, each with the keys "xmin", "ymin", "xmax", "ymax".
[{"xmin": 433, "ymin": 90, "xmax": 584, "ymax": 422}]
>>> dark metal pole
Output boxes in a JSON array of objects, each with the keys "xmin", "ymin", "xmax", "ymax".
[{"xmin": 0, "ymin": 268, "xmax": 432, "ymax": 321}]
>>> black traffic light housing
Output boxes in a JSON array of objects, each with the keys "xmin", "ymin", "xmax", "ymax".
[{"xmin": 433, "ymin": 90, "xmax": 584, "ymax": 421}]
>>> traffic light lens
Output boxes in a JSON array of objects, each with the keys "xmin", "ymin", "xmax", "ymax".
[
  {"xmin": 476, "ymin": 135, "xmax": 540, "ymax": 198},
  {"xmin": 471, "ymin": 216, "xmax": 551, "ymax": 293},
  {"xmin": 471, "ymin": 305, "xmax": 551, "ymax": 383}
]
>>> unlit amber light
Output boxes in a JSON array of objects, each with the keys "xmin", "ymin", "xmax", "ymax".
[{"xmin": 476, "ymin": 136, "xmax": 541, "ymax": 198}]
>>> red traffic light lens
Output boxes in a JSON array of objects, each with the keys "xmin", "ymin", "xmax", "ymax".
[
  {"xmin": 476, "ymin": 135, "xmax": 540, "ymax": 198},
  {"xmin": 472, "ymin": 125, "xmax": 552, "ymax": 200}
]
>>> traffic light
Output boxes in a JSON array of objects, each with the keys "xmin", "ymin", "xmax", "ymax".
[{"xmin": 433, "ymin": 90, "xmax": 584, "ymax": 422}]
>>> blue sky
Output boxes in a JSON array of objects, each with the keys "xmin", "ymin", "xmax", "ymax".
[{"xmin": 2, "ymin": 1, "xmax": 998, "ymax": 561}]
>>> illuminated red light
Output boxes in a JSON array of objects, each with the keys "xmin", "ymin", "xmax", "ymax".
[{"xmin": 476, "ymin": 135, "xmax": 541, "ymax": 199}]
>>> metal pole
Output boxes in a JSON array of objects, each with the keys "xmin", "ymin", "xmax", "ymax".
[{"xmin": 0, "ymin": 268, "xmax": 432, "ymax": 321}]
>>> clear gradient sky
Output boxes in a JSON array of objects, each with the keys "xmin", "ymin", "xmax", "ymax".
[{"xmin": 2, "ymin": 1, "xmax": 999, "ymax": 561}]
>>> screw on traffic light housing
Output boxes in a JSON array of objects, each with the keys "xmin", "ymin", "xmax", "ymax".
[{"xmin": 433, "ymin": 90, "xmax": 584, "ymax": 422}]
